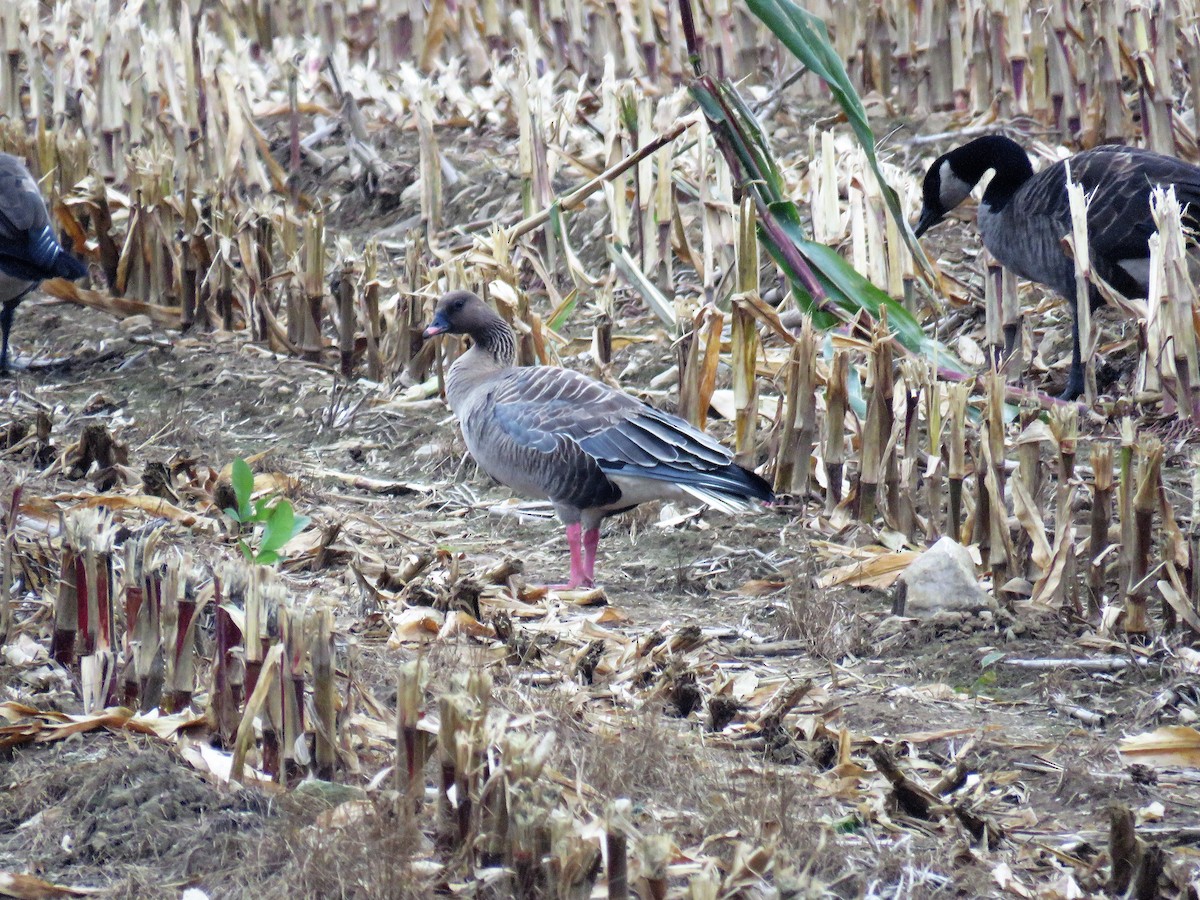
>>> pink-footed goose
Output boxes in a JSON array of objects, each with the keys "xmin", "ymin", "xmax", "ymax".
[{"xmin": 423, "ymin": 290, "xmax": 774, "ymax": 589}]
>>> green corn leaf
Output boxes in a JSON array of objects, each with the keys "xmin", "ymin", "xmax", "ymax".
[
  {"xmin": 609, "ymin": 242, "xmax": 677, "ymax": 326},
  {"xmin": 259, "ymin": 501, "xmax": 296, "ymax": 556},
  {"xmin": 760, "ymin": 240, "xmax": 836, "ymax": 329},
  {"xmin": 765, "ymin": 202, "xmax": 968, "ymax": 375},
  {"xmin": 546, "ymin": 284, "xmax": 579, "ymax": 332},
  {"xmin": 717, "ymin": 82, "xmax": 787, "ymax": 197},
  {"xmin": 231, "ymin": 458, "xmax": 254, "ymax": 521},
  {"xmin": 768, "ymin": 206, "xmax": 923, "ymax": 346},
  {"xmin": 688, "ymin": 83, "xmax": 764, "ymax": 194},
  {"xmin": 745, "ymin": 0, "xmax": 937, "ymax": 285},
  {"xmin": 980, "ymin": 650, "xmax": 1006, "ymax": 669}
]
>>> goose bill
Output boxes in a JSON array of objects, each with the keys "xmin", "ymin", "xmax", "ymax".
[
  {"xmin": 913, "ymin": 206, "xmax": 941, "ymax": 238},
  {"xmin": 423, "ymin": 317, "xmax": 450, "ymax": 338}
]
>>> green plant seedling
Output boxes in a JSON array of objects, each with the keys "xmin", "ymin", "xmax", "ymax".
[{"xmin": 223, "ymin": 457, "xmax": 311, "ymax": 564}]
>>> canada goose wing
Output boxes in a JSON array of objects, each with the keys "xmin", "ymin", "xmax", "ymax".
[
  {"xmin": 1074, "ymin": 148, "xmax": 1200, "ymax": 268},
  {"xmin": 0, "ymin": 154, "xmax": 83, "ymax": 281}
]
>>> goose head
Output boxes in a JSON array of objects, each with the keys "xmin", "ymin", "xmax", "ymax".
[
  {"xmin": 913, "ymin": 136, "xmax": 1036, "ymax": 237},
  {"xmin": 913, "ymin": 153, "xmax": 976, "ymax": 237},
  {"xmin": 423, "ymin": 290, "xmax": 492, "ymax": 339}
]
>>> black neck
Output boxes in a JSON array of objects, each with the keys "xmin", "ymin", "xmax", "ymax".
[{"xmin": 952, "ymin": 135, "xmax": 1035, "ymax": 209}]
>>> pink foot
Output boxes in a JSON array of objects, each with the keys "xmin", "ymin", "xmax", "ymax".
[
  {"xmin": 581, "ymin": 527, "xmax": 600, "ymax": 584},
  {"xmin": 544, "ymin": 523, "xmax": 595, "ymax": 590},
  {"xmin": 546, "ymin": 577, "xmax": 594, "ymax": 591}
]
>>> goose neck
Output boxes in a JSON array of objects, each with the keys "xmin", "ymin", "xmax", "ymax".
[
  {"xmin": 962, "ymin": 136, "xmax": 1035, "ymax": 211},
  {"xmin": 475, "ymin": 317, "xmax": 517, "ymax": 367}
]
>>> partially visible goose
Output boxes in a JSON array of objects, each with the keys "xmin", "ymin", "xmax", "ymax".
[
  {"xmin": 914, "ymin": 134, "xmax": 1200, "ymax": 401},
  {"xmin": 0, "ymin": 153, "xmax": 89, "ymax": 371},
  {"xmin": 423, "ymin": 290, "xmax": 774, "ymax": 589}
]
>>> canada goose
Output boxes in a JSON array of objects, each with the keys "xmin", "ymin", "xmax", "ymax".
[
  {"xmin": 423, "ymin": 290, "xmax": 774, "ymax": 589},
  {"xmin": 914, "ymin": 134, "xmax": 1200, "ymax": 400},
  {"xmin": 0, "ymin": 153, "xmax": 89, "ymax": 371}
]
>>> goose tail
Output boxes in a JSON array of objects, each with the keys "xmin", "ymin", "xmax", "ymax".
[{"xmin": 661, "ymin": 463, "xmax": 775, "ymax": 512}]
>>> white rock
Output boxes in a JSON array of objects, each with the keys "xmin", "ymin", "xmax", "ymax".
[{"xmin": 898, "ymin": 536, "xmax": 993, "ymax": 616}]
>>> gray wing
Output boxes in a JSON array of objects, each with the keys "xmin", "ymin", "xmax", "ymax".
[
  {"xmin": 464, "ymin": 367, "xmax": 623, "ymax": 512},
  {"xmin": 483, "ymin": 366, "xmax": 770, "ymax": 510}
]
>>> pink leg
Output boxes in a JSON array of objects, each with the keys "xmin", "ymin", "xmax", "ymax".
[
  {"xmin": 548, "ymin": 523, "xmax": 589, "ymax": 590},
  {"xmin": 581, "ymin": 528, "xmax": 600, "ymax": 586}
]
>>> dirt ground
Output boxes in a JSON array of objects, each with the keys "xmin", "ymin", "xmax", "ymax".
[{"xmin": 2, "ymin": 112, "xmax": 1200, "ymax": 897}]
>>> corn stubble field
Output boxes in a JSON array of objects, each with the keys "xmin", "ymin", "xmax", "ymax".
[{"xmin": 5, "ymin": 0, "xmax": 1200, "ymax": 896}]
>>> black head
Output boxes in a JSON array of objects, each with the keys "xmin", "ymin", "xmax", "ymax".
[
  {"xmin": 422, "ymin": 290, "xmax": 494, "ymax": 339},
  {"xmin": 913, "ymin": 151, "xmax": 974, "ymax": 238},
  {"xmin": 913, "ymin": 135, "xmax": 1035, "ymax": 237}
]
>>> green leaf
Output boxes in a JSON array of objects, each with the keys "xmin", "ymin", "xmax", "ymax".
[
  {"xmin": 237, "ymin": 539, "xmax": 253, "ymax": 561},
  {"xmin": 609, "ymin": 243, "xmax": 677, "ymax": 326},
  {"xmin": 231, "ymin": 458, "xmax": 254, "ymax": 521},
  {"xmin": 766, "ymin": 204, "xmax": 968, "ymax": 374},
  {"xmin": 223, "ymin": 506, "xmax": 243, "ymax": 523},
  {"xmin": 255, "ymin": 549, "xmax": 280, "ymax": 565},
  {"xmin": 761, "ymin": 240, "xmax": 836, "ymax": 329},
  {"xmin": 717, "ymin": 82, "xmax": 787, "ymax": 197},
  {"xmin": 546, "ymin": 284, "xmax": 579, "ymax": 332},
  {"xmin": 259, "ymin": 501, "xmax": 296, "ymax": 555},
  {"xmin": 744, "ymin": 0, "xmax": 936, "ymax": 283},
  {"xmin": 253, "ymin": 498, "xmax": 273, "ymax": 523},
  {"xmin": 973, "ymin": 670, "xmax": 998, "ymax": 691},
  {"xmin": 293, "ymin": 514, "xmax": 312, "ymax": 534},
  {"xmin": 689, "ymin": 83, "xmax": 768, "ymax": 200},
  {"xmin": 832, "ymin": 815, "xmax": 862, "ymax": 834}
]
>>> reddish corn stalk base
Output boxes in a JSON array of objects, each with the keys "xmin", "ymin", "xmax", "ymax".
[
  {"xmin": 51, "ymin": 545, "xmax": 78, "ymax": 668},
  {"xmin": 212, "ymin": 598, "xmax": 242, "ymax": 748}
]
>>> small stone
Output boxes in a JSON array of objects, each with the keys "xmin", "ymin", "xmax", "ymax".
[
  {"xmin": 898, "ymin": 536, "xmax": 994, "ymax": 618},
  {"xmin": 120, "ymin": 314, "xmax": 153, "ymax": 336}
]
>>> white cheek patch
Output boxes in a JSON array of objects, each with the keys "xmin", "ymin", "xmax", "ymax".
[{"xmin": 938, "ymin": 161, "xmax": 975, "ymax": 210}]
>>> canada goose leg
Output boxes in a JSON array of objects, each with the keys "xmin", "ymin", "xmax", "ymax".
[
  {"xmin": 1059, "ymin": 304, "xmax": 1085, "ymax": 402},
  {"xmin": 1001, "ymin": 321, "xmax": 1019, "ymax": 361},
  {"xmin": 0, "ymin": 300, "xmax": 15, "ymax": 373},
  {"xmin": 548, "ymin": 522, "xmax": 591, "ymax": 590}
]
